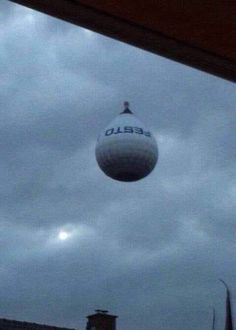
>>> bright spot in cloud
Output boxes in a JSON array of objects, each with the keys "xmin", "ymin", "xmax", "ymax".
[
  {"xmin": 58, "ymin": 231, "xmax": 70, "ymax": 241},
  {"xmin": 50, "ymin": 225, "xmax": 95, "ymax": 246}
]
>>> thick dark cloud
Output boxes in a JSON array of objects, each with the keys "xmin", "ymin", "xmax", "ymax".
[{"xmin": 0, "ymin": 1, "xmax": 235, "ymax": 330}]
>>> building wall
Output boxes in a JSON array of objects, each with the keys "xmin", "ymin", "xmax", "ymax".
[{"xmin": 0, "ymin": 318, "xmax": 75, "ymax": 330}]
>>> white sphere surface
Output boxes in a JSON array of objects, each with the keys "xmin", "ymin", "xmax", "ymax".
[{"xmin": 95, "ymin": 107, "xmax": 158, "ymax": 182}]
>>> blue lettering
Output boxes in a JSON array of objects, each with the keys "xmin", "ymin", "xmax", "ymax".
[
  {"xmin": 144, "ymin": 131, "xmax": 151, "ymax": 137},
  {"xmin": 105, "ymin": 128, "xmax": 114, "ymax": 136},
  {"xmin": 105, "ymin": 127, "xmax": 151, "ymax": 137},
  {"xmin": 124, "ymin": 126, "xmax": 134, "ymax": 133},
  {"xmin": 114, "ymin": 127, "xmax": 123, "ymax": 134},
  {"xmin": 134, "ymin": 127, "xmax": 143, "ymax": 134}
]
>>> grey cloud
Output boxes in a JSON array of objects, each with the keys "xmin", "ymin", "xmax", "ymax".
[
  {"xmin": 0, "ymin": 0, "xmax": 15, "ymax": 20},
  {"xmin": 0, "ymin": 2, "xmax": 235, "ymax": 330}
]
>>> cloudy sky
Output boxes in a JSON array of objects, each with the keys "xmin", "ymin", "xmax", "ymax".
[{"xmin": 0, "ymin": 1, "xmax": 235, "ymax": 330}]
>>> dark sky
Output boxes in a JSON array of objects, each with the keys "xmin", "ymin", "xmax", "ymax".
[{"xmin": 0, "ymin": 1, "xmax": 235, "ymax": 330}]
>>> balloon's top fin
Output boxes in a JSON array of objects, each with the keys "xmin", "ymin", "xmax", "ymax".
[{"xmin": 121, "ymin": 101, "xmax": 133, "ymax": 114}]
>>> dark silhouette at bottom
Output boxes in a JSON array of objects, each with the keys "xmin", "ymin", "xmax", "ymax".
[{"xmin": 220, "ymin": 280, "xmax": 234, "ymax": 330}]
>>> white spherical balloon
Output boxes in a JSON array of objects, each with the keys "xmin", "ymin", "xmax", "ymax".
[{"xmin": 95, "ymin": 103, "xmax": 158, "ymax": 182}]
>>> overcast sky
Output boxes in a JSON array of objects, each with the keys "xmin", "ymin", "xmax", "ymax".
[{"xmin": 0, "ymin": 1, "xmax": 235, "ymax": 330}]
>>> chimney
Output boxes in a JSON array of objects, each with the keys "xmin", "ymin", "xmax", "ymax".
[{"xmin": 86, "ymin": 310, "xmax": 118, "ymax": 330}]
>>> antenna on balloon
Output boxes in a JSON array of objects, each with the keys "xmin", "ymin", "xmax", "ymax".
[
  {"xmin": 122, "ymin": 101, "xmax": 133, "ymax": 114},
  {"xmin": 124, "ymin": 101, "xmax": 129, "ymax": 109}
]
